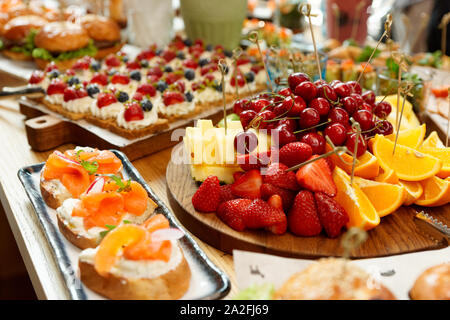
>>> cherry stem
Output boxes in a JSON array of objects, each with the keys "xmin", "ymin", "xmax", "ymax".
[
  {"xmin": 293, "ymin": 120, "xmax": 331, "ymax": 134},
  {"xmin": 325, "ymin": 135, "xmax": 357, "ymax": 166},
  {"xmin": 286, "ymin": 146, "xmax": 347, "ymax": 172}
]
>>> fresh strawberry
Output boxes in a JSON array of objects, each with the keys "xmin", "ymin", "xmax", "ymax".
[
  {"xmin": 137, "ymin": 49, "xmax": 156, "ymax": 61},
  {"xmin": 266, "ymin": 195, "xmax": 288, "ymax": 235},
  {"xmin": 260, "ymin": 183, "xmax": 295, "ymax": 211},
  {"xmin": 97, "ymin": 92, "xmax": 117, "ymax": 108},
  {"xmin": 200, "ymin": 63, "xmax": 218, "ymax": 76},
  {"xmin": 132, "ymin": 92, "xmax": 144, "ymax": 101},
  {"xmin": 29, "ymin": 71, "xmax": 44, "ymax": 84},
  {"xmin": 63, "ymin": 87, "xmax": 78, "ymax": 102},
  {"xmin": 295, "ymin": 155, "xmax": 337, "ymax": 197},
  {"xmin": 233, "ymin": 171, "xmax": 244, "ymax": 182},
  {"xmin": 230, "ymin": 71, "xmax": 246, "ymax": 87},
  {"xmin": 111, "ymin": 74, "xmax": 130, "ymax": 85},
  {"xmin": 314, "ymin": 192, "xmax": 349, "ymax": 238},
  {"xmin": 244, "ymin": 199, "xmax": 287, "ymax": 234},
  {"xmin": 147, "ymin": 67, "xmax": 163, "ymax": 78},
  {"xmin": 105, "ymin": 54, "xmax": 121, "ymax": 67},
  {"xmin": 163, "ymin": 91, "xmax": 185, "ymax": 106},
  {"xmin": 76, "ymin": 88, "xmax": 88, "ymax": 99},
  {"xmin": 192, "ymin": 176, "xmax": 221, "ymax": 213},
  {"xmin": 219, "ymin": 184, "xmax": 237, "ymax": 204},
  {"xmin": 90, "ymin": 73, "xmax": 109, "ymax": 86},
  {"xmin": 137, "ymin": 83, "xmax": 156, "ymax": 97},
  {"xmin": 231, "ymin": 169, "xmax": 262, "ymax": 199},
  {"xmin": 123, "ymin": 102, "xmax": 144, "ymax": 122},
  {"xmin": 174, "ymin": 79, "xmax": 186, "ymax": 93},
  {"xmin": 44, "ymin": 62, "xmax": 59, "ymax": 73},
  {"xmin": 216, "ymin": 199, "xmax": 252, "ymax": 231},
  {"xmin": 279, "ymin": 142, "xmax": 313, "ymax": 168},
  {"xmin": 162, "ymin": 50, "xmax": 176, "ymax": 62},
  {"xmin": 237, "ymin": 151, "xmax": 271, "ymax": 172},
  {"xmin": 288, "ymin": 190, "xmax": 322, "ymax": 236},
  {"xmin": 165, "ymin": 73, "xmax": 182, "ymax": 85},
  {"xmin": 72, "ymin": 58, "xmax": 90, "ymax": 70},
  {"xmin": 263, "ymin": 163, "xmax": 299, "ymax": 191},
  {"xmin": 324, "ymin": 156, "xmax": 335, "ymax": 172},
  {"xmin": 183, "ymin": 59, "xmax": 198, "ymax": 69},
  {"xmin": 126, "ymin": 60, "xmax": 141, "ymax": 70},
  {"xmin": 47, "ymin": 80, "xmax": 67, "ymax": 95}
]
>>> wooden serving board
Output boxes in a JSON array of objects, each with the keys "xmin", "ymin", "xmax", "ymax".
[
  {"xmin": 167, "ymin": 143, "xmax": 450, "ymax": 259},
  {"xmin": 18, "ymin": 98, "xmax": 232, "ymax": 161}
]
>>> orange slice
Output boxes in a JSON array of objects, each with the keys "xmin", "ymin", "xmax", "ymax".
[
  {"xmin": 398, "ymin": 180, "xmax": 424, "ymax": 206},
  {"xmin": 386, "ymin": 124, "xmax": 426, "ymax": 149},
  {"xmin": 95, "ymin": 224, "xmax": 147, "ymax": 277},
  {"xmin": 417, "ymin": 147, "xmax": 450, "ymax": 179},
  {"xmin": 332, "ymin": 167, "xmax": 380, "ymax": 230},
  {"xmin": 375, "ymin": 168, "xmax": 399, "ymax": 184},
  {"xmin": 372, "ymin": 135, "xmax": 442, "ymax": 181},
  {"xmin": 415, "ymin": 176, "xmax": 450, "ymax": 207},
  {"xmin": 353, "ymin": 177, "xmax": 407, "ymax": 217},
  {"xmin": 422, "ymin": 131, "xmax": 445, "ymax": 148},
  {"xmin": 326, "ymin": 145, "xmax": 380, "ymax": 179}
]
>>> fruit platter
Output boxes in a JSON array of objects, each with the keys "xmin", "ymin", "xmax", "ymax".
[{"xmin": 167, "ymin": 71, "xmax": 450, "ymax": 259}]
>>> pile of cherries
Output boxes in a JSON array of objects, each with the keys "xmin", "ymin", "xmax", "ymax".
[{"xmin": 233, "ymin": 72, "xmax": 394, "ymax": 157}]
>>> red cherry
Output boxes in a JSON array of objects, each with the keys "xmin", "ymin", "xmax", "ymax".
[
  {"xmin": 317, "ymin": 84, "xmax": 338, "ymax": 102},
  {"xmin": 334, "ymin": 83, "xmax": 352, "ymax": 98},
  {"xmin": 137, "ymin": 83, "xmax": 156, "ymax": 97},
  {"xmin": 275, "ymin": 124, "xmax": 298, "ymax": 147},
  {"xmin": 346, "ymin": 133, "xmax": 367, "ymax": 157},
  {"xmin": 90, "ymin": 73, "xmax": 109, "ymax": 86},
  {"xmin": 234, "ymin": 131, "xmax": 259, "ymax": 154},
  {"xmin": 375, "ymin": 120, "xmax": 394, "ymax": 135},
  {"xmin": 250, "ymin": 99, "xmax": 271, "ymax": 113},
  {"xmin": 162, "ymin": 91, "xmax": 185, "ymax": 106},
  {"xmin": 362, "ymin": 90, "xmax": 376, "ymax": 105},
  {"xmin": 278, "ymin": 118, "xmax": 298, "ymax": 132},
  {"xmin": 294, "ymin": 81, "xmax": 318, "ymax": 101},
  {"xmin": 330, "ymin": 80, "xmax": 343, "ymax": 88},
  {"xmin": 278, "ymin": 87, "xmax": 292, "ymax": 97},
  {"xmin": 289, "ymin": 96, "xmax": 307, "ymax": 117},
  {"xmin": 257, "ymin": 110, "xmax": 277, "ymax": 129},
  {"xmin": 314, "ymin": 79, "xmax": 327, "ymax": 87},
  {"xmin": 300, "ymin": 132, "xmax": 326, "ymax": 155},
  {"xmin": 63, "ymin": 87, "xmax": 77, "ymax": 102},
  {"xmin": 341, "ymin": 96, "xmax": 358, "ymax": 116},
  {"xmin": 105, "ymin": 55, "xmax": 121, "ymax": 67},
  {"xmin": 29, "ymin": 71, "xmax": 44, "ymax": 84},
  {"xmin": 288, "ymin": 72, "xmax": 310, "ymax": 91},
  {"xmin": 97, "ymin": 92, "xmax": 118, "ymax": 108},
  {"xmin": 111, "ymin": 74, "xmax": 130, "ymax": 85},
  {"xmin": 324, "ymin": 123, "xmax": 347, "ymax": 146},
  {"xmin": 47, "ymin": 80, "xmax": 67, "ymax": 95},
  {"xmin": 373, "ymin": 101, "xmax": 392, "ymax": 119},
  {"xmin": 350, "ymin": 93, "xmax": 364, "ymax": 107},
  {"xmin": 353, "ymin": 110, "xmax": 374, "ymax": 131},
  {"xmin": 329, "ymin": 107, "xmax": 349, "ymax": 124},
  {"xmin": 360, "ymin": 102, "xmax": 373, "ymax": 112},
  {"xmin": 240, "ymin": 110, "xmax": 257, "ymax": 129},
  {"xmin": 233, "ymin": 99, "xmax": 250, "ymax": 115},
  {"xmin": 124, "ymin": 102, "xmax": 144, "ymax": 121},
  {"xmin": 299, "ymin": 108, "xmax": 320, "ymax": 129},
  {"xmin": 309, "ymin": 97, "xmax": 330, "ymax": 116},
  {"xmin": 347, "ymin": 81, "xmax": 362, "ymax": 95}
]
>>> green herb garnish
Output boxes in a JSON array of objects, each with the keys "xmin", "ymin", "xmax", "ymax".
[
  {"xmin": 356, "ymin": 45, "xmax": 380, "ymax": 63},
  {"xmin": 104, "ymin": 174, "xmax": 132, "ymax": 192},
  {"xmin": 99, "ymin": 224, "xmax": 117, "ymax": 238},
  {"xmin": 75, "ymin": 149, "xmax": 98, "ymax": 175},
  {"xmin": 123, "ymin": 220, "xmax": 131, "ymax": 224},
  {"xmin": 10, "ymin": 29, "xmax": 38, "ymax": 56}
]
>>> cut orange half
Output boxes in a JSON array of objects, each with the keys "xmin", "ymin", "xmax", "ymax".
[
  {"xmin": 372, "ymin": 135, "xmax": 442, "ymax": 181},
  {"xmin": 386, "ymin": 124, "xmax": 426, "ymax": 149},
  {"xmin": 398, "ymin": 180, "xmax": 424, "ymax": 206},
  {"xmin": 354, "ymin": 177, "xmax": 407, "ymax": 217},
  {"xmin": 326, "ymin": 145, "xmax": 380, "ymax": 179},
  {"xmin": 332, "ymin": 167, "xmax": 380, "ymax": 230},
  {"xmin": 415, "ymin": 176, "xmax": 450, "ymax": 207}
]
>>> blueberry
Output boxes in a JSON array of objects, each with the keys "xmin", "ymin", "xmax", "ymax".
[
  {"xmin": 245, "ymin": 71, "xmax": 255, "ymax": 83},
  {"xmin": 122, "ymin": 56, "xmax": 129, "ymax": 63},
  {"xmin": 185, "ymin": 91, "xmax": 194, "ymax": 102},
  {"xmin": 164, "ymin": 66, "xmax": 173, "ymax": 73},
  {"xmin": 130, "ymin": 70, "xmax": 142, "ymax": 81},
  {"xmin": 140, "ymin": 60, "xmax": 149, "ymax": 68},
  {"xmin": 176, "ymin": 52, "xmax": 185, "ymax": 60},
  {"xmin": 68, "ymin": 77, "xmax": 80, "ymax": 86},
  {"xmin": 223, "ymin": 65, "xmax": 229, "ymax": 74},
  {"xmin": 183, "ymin": 38, "xmax": 193, "ymax": 47},
  {"xmin": 108, "ymin": 69, "xmax": 118, "ymax": 76},
  {"xmin": 48, "ymin": 70, "xmax": 60, "ymax": 79},
  {"xmin": 90, "ymin": 61, "xmax": 101, "ymax": 72},
  {"xmin": 205, "ymin": 44, "xmax": 213, "ymax": 51},
  {"xmin": 86, "ymin": 84, "xmax": 100, "ymax": 98},
  {"xmin": 141, "ymin": 99, "xmax": 153, "ymax": 112},
  {"xmin": 117, "ymin": 91, "xmax": 129, "ymax": 103},
  {"xmin": 184, "ymin": 69, "xmax": 195, "ymax": 81},
  {"xmin": 156, "ymin": 80, "xmax": 168, "ymax": 92},
  {"xmin": 155, "ymin": 49, "xmax": 163, "ymax": 56},
  {"xmin": 212, "ymin": 80, "xmax": 223, "ymax": 92},
  {"xmin": 224, "ymin": 50, "xmax": 233, "ymax": 58},
  {"xmin": 198, "ymin": 58, "xmax": 210, "ymax": 67}
]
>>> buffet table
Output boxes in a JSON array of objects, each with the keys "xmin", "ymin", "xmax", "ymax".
[{"xmin": 0, "ymin": 74, "xmax": 237, "ymax": 299}]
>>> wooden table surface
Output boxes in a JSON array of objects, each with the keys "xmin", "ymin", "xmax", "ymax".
[{"xmin": 0, "ymin": 96, "xmax": 237, "ymax": 300}]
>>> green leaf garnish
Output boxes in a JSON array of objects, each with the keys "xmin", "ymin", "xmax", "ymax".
[
  {"xmin": 123, "ymin": 220, "xmax": 131, "ymax": 224},
  {"xmin": 104, "ymin": 174, "xmax": 132, "ymax": 192},
  {"xmin": 99, "ymin": 225, "xmax": 117, "ymax": 238},
  {"xmin": 32, "ymin": 40, "xmax": 97, "ymax": 62},
  {"xmin": 356, "ymin": 45, "xmax": 380, "ymax": 63},
  {"xmin": 74, "ymin": 149, "xmax": 98, "ymax": 175}
]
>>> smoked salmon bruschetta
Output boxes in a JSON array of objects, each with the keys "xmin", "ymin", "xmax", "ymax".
[
  {"xmin": 56, "ymin": 175, "xmax": 158, "ymax": 249},
  {"xmin": 78, "ymin": 215, "xmax": 191, "ymax": 300},
  {"xmin": 40, "ymin": 147, "xmax": 123, "ymax": 209}
]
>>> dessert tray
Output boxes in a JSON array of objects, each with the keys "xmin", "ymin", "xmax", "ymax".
[{"xmin": 18, "ymin": 150, "xmax": 230, "ymax": 300}]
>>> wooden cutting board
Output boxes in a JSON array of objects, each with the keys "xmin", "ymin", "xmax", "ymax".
[{"xmin": 166, "ymin": 143, "xmax": 450, "ymax": 259}]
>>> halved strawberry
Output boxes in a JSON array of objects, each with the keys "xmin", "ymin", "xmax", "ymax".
[
  {"xmin": 260, "ymin": 183, "xmax": 295, "ymax": 211},
  {"xmin": 237, "ymin": 151, "xmax": 271, "ymax": 172},
  {"xmin": 216, "ymin": 199, "xmax": 252, "ymax": 231},
  {"xmin": 233, "ymin": 171, "xmax": 244, "ymax": 182},
  {"xmin": 97, "ymin": 92, "xmax": 117, "ymax": 108},
  {"xmin": 90, "ymin": 73, "xmax": 109, "ymax": 86},
  {"xmin": 137, "ymin": 49, "xmax": 156, "ymax": 61},
  {"xmin": 288, "ymin": 190, "xmax": 322, "ymax": 236},
  {"xmin": 266, "ymin": 195, "xmax": 288, "ymax": 235},
  {"xmin": 123, "ymin": 102, "xmax": 144, "ymax": 122},
  {"xmin": 219, "ymin": 184, "xmax": 237, "ymax": 204},
  {"xmin": 111, "ymin": 74, "xmax": 130, "ymax": 85},
  {"xmin": 163, "ymin": 91, "xmax": 185, "ymax": 106},
  {"xmin": 231, "ymin": 169, "xmax": 262, "ymax": 199},
  {"xmin": 263, "ymin": 163, "xmax": 299, "ymax": 191},
  {"xmin": 314, "ymin": 192, "xmax": 349, "ymax": 238},
  {"xmin": 137, "ymin": 83, "xmax": 156, "ymax": 97},
  {"xmin": 105, "ymin": 55, "xmax": 121, "ymax": 67},
  {"xmin": 244, "ymin": 199, "xmax": 287, "ymax": 235},
  {"xmin": 47, "ymin": 80, "xmax": 67, "ymax": 95},
  {"xmin": 295, "ymin": 155, "xmax": 337, "ymax": 197},
  {"xmin": 192, "ymin": 176, "xmax": 221, "ymax": 213}
]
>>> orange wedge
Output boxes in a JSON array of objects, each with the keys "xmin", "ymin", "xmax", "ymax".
[
  {"xmin": 422, "ymin": 131, "xmax": 445, "ymax": 148},
  {"xmin": 372, "ymin": 135, "xmax": 442, "ymax": 181},
  {"xmin": 418, "ymin": 147, "xmax": 450, "ymax": 179},
  {"xmin": 375, "ymin": 167, "xmax": 399, "ymax": 184},
  {"xmin": 398, "ymin": 180, "xmax": 424, "ymax": 206},
  {"xmin": 326, "ymin": 145, "xmax": 380, "ymax": 179},
  {"xmin": 386, "ymin": 124, "xmax": 426, "ymax": 149},
  {"xmin": 415, "ymin": 176, "xmax": 450, "ymax": 207},
  {"xmin": 332, "ymin": 167, "xmax": 380, "ymax": 230},
  {"xmin": 353, "ymin": 177, "xmax": 407, "ymax": 217}
]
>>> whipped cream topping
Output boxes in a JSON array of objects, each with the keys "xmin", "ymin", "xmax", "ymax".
[
  {"xmin": 116, "ymin": 105, "xmax": 159, "ymax": 130},
  {"xmin": 45, "ymin": 94, "xmax": 64, "ymax": 105},
  {"xmin": 159, "ymin": 100, "xmax": 195, "ymax": 116},
  {"xmin": 90, "ymin": 101, "xmax": 124, "ymax": 119},
  {"xmin": 62, "ymin": 96, "xmax": 94, "ymax": 113}
]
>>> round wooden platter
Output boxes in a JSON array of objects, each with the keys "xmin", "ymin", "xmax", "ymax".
[{"xmin": 166, "ymin": 143, "xmax": 450, "ymax": 259}]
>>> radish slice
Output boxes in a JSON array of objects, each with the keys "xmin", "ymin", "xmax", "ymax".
[
  {"xmin": 55, "ymin": 150, "xmax": 80, "ymax": 165},
  {"xmin": 151, "ymin": 228, "xmax": 184, "ymax": 242},
  {"xmin": 86, "ymin": 177, "xmax": 105, "ymax": 194}
]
